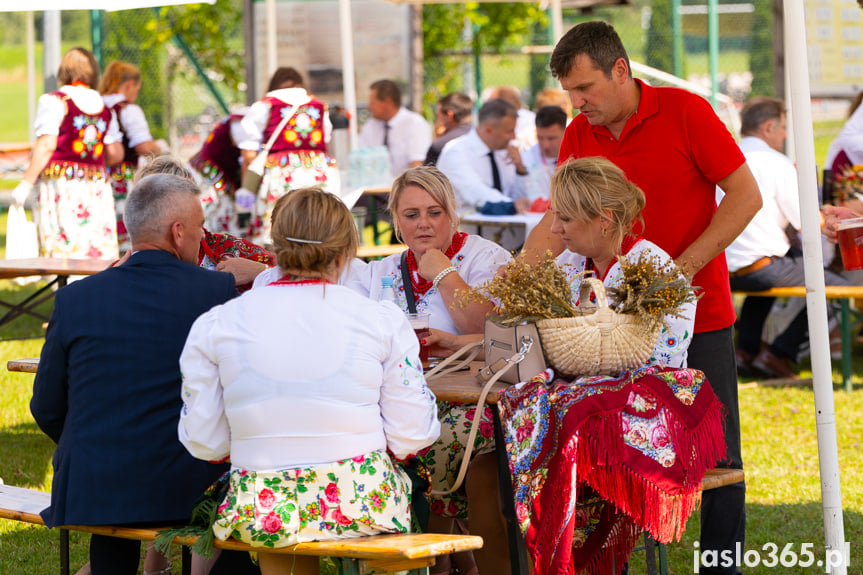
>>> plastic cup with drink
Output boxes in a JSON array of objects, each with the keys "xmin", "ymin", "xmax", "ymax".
[
  {"xmin": 407, "ymin": 312, "xmax": 431, "ymax": 364},
  {"xmin": 837, "ymin": 217, "xmax": 863, "ymax": 270}
]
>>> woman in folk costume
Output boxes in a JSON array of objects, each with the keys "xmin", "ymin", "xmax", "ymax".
[
  {"xmin": 188, "ymin": 110, "xmax": 248, "ymax": 236},
  {"xmin": 12, "ymin": 47, "xmax": 122, "ymax": 260},
  {"xmin": 238, "ymin": 67, "xmax": 337, "ymax": 244},
  {"xmin": 178, "ymin": 187, "xmax": 439, "ymax": 575},
  {"xmin": 98, "ymin": 61, "xmax": 163, "ymax": 252}
]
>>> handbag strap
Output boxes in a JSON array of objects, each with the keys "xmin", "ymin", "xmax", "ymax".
[
  {"xmin": 429, "ymin": 336, "xmax": 536, "ymax": 496},
  {"xmin": 260, "ymin": 97, "xmax": 310, "ymax": 158},
  {"xmin": 424, "ymin": 340, "xmax": 483, "ymax": 381},
  {"xmin": 400, "ymin": 251, "xmax": 418, "ymax": 314}
]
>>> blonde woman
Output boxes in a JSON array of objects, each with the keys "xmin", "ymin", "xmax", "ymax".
[
  {"xmin": 12, "ymin": 47, "xmax": 122, "ymax": 260},
  {"xmin": 99, "ymin": 60, "xmax": 163, "ymax": 250},
  {"xmin": 179, "ymin": 187, "xmax": 439, "ymax": 575}
]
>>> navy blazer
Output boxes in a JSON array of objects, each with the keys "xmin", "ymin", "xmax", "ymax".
[{"xmin": 31, "ymin": 249, "xmax": 237, "ymax": 527}]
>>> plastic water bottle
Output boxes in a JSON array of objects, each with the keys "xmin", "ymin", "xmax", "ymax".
[{"xmin": 379, "ymin": 276, "xmax": 396, "ymax": 305}]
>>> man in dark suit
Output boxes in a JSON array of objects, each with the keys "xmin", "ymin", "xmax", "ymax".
[{"xmin": 31, "ymin": 173, "xmax": 238, "ymax": 574}]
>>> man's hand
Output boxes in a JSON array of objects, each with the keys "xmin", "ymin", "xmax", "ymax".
[
  {"xmin": 822, "ymin": 204, "xmax": 860, "ymax": 244},
  {"xmin": 504, "ymin": 144, "xmax": 527, "ymax": 176},
  {"xmin": 514, "ymin": 197, "xmax": 531, "ymax": 214}
]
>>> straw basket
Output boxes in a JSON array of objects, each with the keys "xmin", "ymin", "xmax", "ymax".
[{"xmin": 536, "ymin": 277, "xmax": 660, "ymax": 377}]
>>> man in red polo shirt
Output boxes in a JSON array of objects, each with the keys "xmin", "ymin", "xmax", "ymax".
[{"xmin": 524, "ymin": 21, "xmax": 762, "ymax": 574}]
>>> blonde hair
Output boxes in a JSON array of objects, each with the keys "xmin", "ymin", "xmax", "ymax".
[
  {"xmin": 388, "ymin": 166, "xmax": 458, "ymax": 242},
  {"xmin": 550, "ymin": 157, "xmax": 645, "ymax": 252},
  {"xmin": 133, "ymin": 155, "xmax": 194, "ymax": 184},
  {"xmin": 99, "ymin": 61, "xmax": 142, "ymax": 95},
  {"xmin": 271, "ymin": 188, "xmax": 358, "ymax": 275},
  {"xmin": 57, "ymin": 47, "xmax": 99, "ymax": 89},
  {"xmin": 535, "ymin": 88, "xmax": 573, "ymax": 119}
]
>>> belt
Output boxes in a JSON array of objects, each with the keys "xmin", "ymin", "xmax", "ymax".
[{"xmin": 729, "ymin": 256, "xmax": 773, "ymax": 278}]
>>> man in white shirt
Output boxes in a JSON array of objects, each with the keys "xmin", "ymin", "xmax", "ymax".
[
  {"xmin": 437, "ymin": 98, "xmax": 530, "ymax": 216},
  {"xmin": 488, "ymin": 85, "xmax": 536, "ymax": 151},
  {"xmin": 358, "ymin": 79, "xmax": 432, "ymax": 178},
  {"xmin": 722, "ymin": 97, "xmax": 848, "ymax": 379},
  {"xmin": 520, "ymin": 105, "xmax": 567, "ymax": 203}
]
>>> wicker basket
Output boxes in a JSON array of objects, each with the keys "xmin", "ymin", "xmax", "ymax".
[{"xmin": 536, "ymin": 277, "xmax": 660, "ymax": 377}]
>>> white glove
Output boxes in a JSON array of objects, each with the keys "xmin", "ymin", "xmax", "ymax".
[
  {"xmin": 235, "ymin": 187, "xmax": 256, "ymax": 213},
  {"xmin": 12, "ymin": 180, "xmax": 33, "ymax": 207}
]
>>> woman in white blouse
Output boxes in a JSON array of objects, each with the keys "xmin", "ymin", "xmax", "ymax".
[
  {"xmin": 99, "ymin": 60, "xmax": 163, "ymax": 251},
  {"xmin": 12, "ymin": 47, "xmax": 123, "ymax": 260},
  {"xmin": 178, "ymin": 187, "xmax": 439, "ymax": 575}
]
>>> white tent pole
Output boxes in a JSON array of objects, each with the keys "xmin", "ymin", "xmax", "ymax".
[
  {"xmin": 784, "ymin": 3, "xmax": 847, "ymax": 574},
  {"xmin": 784, "ymin": 56, "xmax": 795, "ymax": 163},
  {"xmin": 550, "ymin": 0, "xmax": 563, "ymax": 43},
  {"xmin": 27, "ymin": 10, "xmax": 36, "ymax": 143},
  {"xmin": 339, "ymin": 0, "xmax": 358, "ymax": 149},
  {"xmin": 266, "ymin": 0, "xmax": 277, "ymax": 80},
  {"xmin": 43, "ymin": 10, "xmax": 61, "ymax": 93}
]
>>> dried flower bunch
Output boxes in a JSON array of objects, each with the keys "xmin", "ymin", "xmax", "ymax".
[
  {"xmin": 459, "ymin": 251, "xmax": 578, "ymax": 326},
  {"xmin": 606, "ymin": 251, "xmax": 700, "ymax": 330},
  {"xmin": 833, "ymin": 164, "xmax": 863, "ymax": 204},
  {"xmin": 460, "ymin": 249, "xmax": 698, "ymax": 328}
]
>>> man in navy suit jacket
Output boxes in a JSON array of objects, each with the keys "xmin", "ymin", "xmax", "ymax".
[{"xmin": 31, "ymin": 174, "xmax": 238, "ymax": 574}]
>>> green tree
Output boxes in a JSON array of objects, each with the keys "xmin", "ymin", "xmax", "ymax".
[
  {"xmin": 646, "ymin": 0, "xmax": 673, "ymax": 73},
  {"xmin": 422, "ymin": 3, "xmax": 547, "ymax": 116},
  {"xmin": 749, "ymin": 0, "xmax": 774, "ymax": 96}
]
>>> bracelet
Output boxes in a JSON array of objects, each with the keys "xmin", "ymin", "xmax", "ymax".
[{"xmin": 432, "ymin": 266, "xmax": 458, "ymax": 290}]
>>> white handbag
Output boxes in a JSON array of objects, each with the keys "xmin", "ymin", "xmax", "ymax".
[{"xmin": 6, "ymin": 204, "xmax": 40, "ymax": 285}]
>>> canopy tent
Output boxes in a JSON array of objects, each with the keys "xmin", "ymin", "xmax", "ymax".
[{"xmin": 0, "ymin": 0, "xmax": 213, "ymax": 9}]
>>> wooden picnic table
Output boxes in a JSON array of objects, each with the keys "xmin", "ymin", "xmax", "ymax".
[{"xmin": 0, "ymin": 258, "xmax": 110, "ymax": 328}]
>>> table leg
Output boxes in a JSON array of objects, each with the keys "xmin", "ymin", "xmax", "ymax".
[
  {"xmin": 60, "ymin": 528, "xmax": 70, "ymax": 575},
  {"xmin": 842, "ymin": 298, "xmax": 852, "ymax": 393},
  {"xmin": 492, "ymin": 407, "xmax": 530, "ymax": 575},
  {"xmin": 0, "ymin": 276, "xmax": 60, "ymax": 326}
]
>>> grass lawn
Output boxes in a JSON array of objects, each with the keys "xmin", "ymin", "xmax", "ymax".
[{"xmin": 1, "ymin": 280, "xmax": 862, "ymax": 574}]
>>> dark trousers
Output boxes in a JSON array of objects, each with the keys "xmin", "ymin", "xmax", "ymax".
[
  {"xmin": 688, "ymin": 327, "xmax": 745, "ymax": 575},
  {"xmin": 89, "ymin": 534, "xmax": 143, "ymax": 575},
  {"xmin": 90, "ymin": 534, "xmax": 260, "ymax": 575},
  {"xmin": 730, "ymin": 254, "xmax": 848, "ymax": 360}
]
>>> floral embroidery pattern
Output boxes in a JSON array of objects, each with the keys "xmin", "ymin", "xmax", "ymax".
[
  {"xmin": 71, "ymin": 114, "xmax": 108, "ymax": 159},
  {"xmin": 213, "ymin": 450, "xmax": 411, "ymax": 548}
]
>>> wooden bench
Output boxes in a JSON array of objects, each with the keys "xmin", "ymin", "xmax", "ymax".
[
  {"xmin": 0, "ymin": 484, "xmax": 482, "ymax": 575},
  {"xmin": 731, "ymin": 285, "xmax": 863, "ymax": 391}
]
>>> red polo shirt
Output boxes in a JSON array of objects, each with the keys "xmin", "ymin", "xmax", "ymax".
[{"xmin": 558, "ymin": 79, "xmax": 744, "ymax": 333}]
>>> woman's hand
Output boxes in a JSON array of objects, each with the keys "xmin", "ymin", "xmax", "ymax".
[
  {"xmin": 424, "ymin": 329, "xmax": 483, "ymax": 359},
  {"xmin": 216, "ymin": 257, "xmax": 268, "ymax": 286},
  {"xmin": 417, "ymin": 248, "xmax": 454, "ymax": 282},
  {"xmin": 822, "ymin": 205, "xmax": 860, "ymax": 243}
]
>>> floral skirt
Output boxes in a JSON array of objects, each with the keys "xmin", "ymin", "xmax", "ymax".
[
  {"xmin": 34, "ymin": 175, "xmax": 119, "ymax": 260},
  {"xmin": 419, "ymin": 401, "xmax": 496, "ymax": 519},
  {"xmin": 213, "ymin": 450, "xmax": 412, "ymax": 548},
  {"xmin": 249, "ymin": 156, "xmax": 339, "ymax": 245}
]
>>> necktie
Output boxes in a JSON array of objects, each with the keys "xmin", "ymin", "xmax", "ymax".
[
  {"xmin": 488, "ymin": 151, "xmax": 502, "ymax": 191},
  {"xmin": 383, "ymin": 123, "xmax": 391, "ymax": 148}
]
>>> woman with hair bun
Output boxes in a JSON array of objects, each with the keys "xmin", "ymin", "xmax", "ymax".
[{"xmin": 178, "ymin": 187, "xmax": 439, "ymax": 575}]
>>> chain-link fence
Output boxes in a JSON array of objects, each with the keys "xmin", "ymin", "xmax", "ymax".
[{"xmin": 422, "ymin": 1, "xmax": 763, "ymax": 123}]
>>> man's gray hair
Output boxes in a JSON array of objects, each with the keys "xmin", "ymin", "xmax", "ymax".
[
  {"xmin": 124, "ymin": 174, "xmax": 200, "ymax": 242},
  {"xmin": 478, "ymin": 98, "xmax": 517, "ymax": 126}
]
